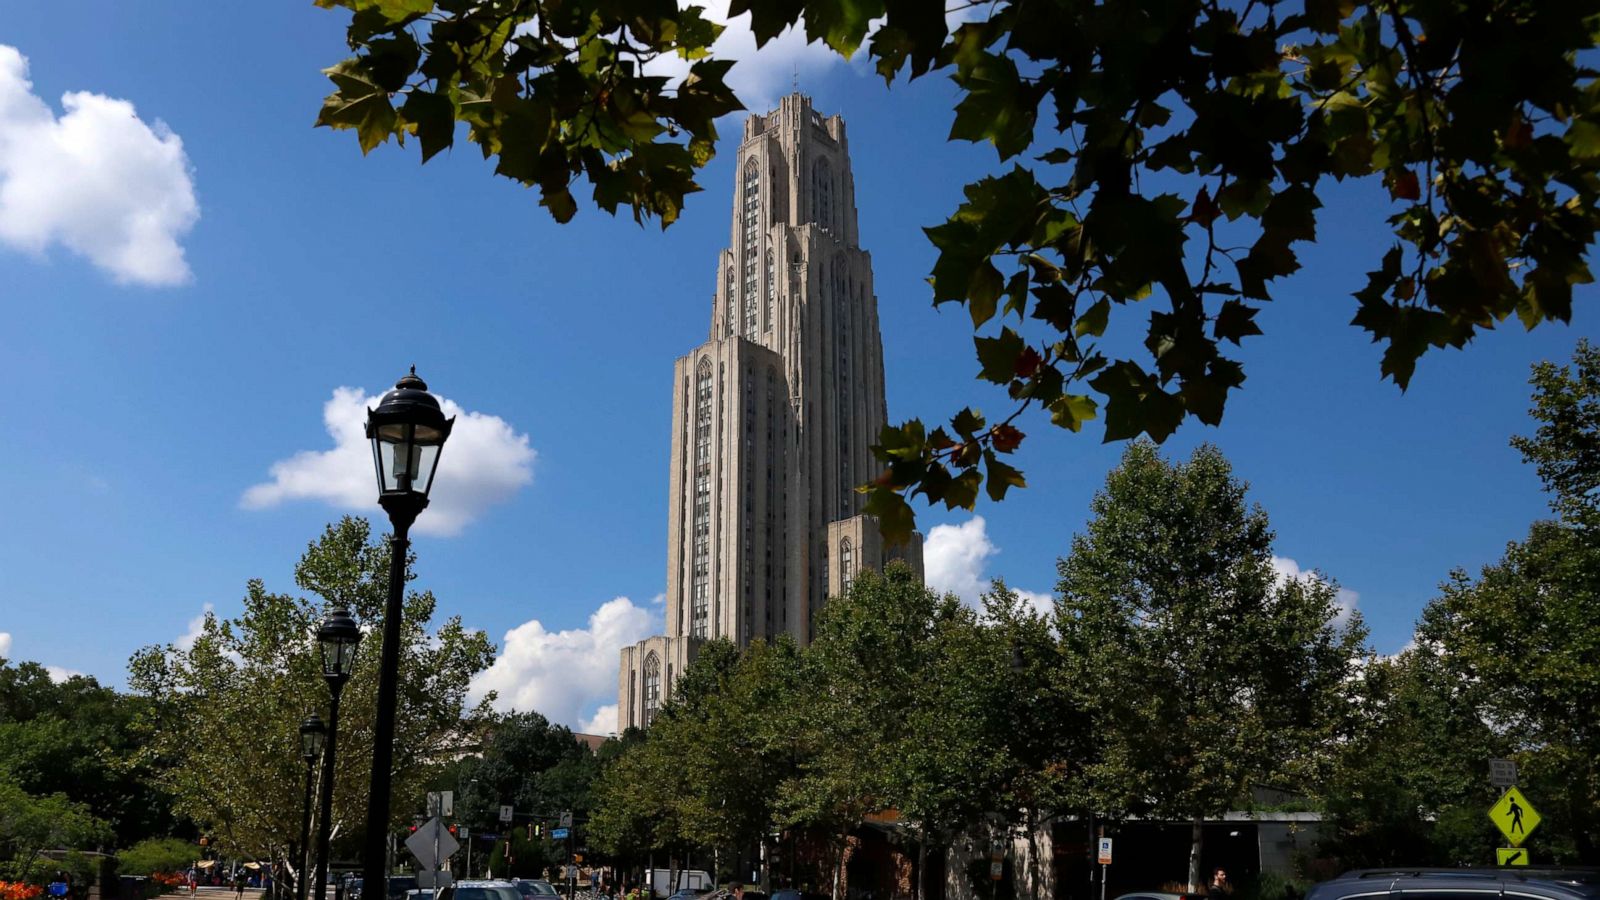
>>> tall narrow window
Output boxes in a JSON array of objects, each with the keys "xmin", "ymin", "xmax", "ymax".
[
  {"xmin": 813, "ymin": 158, "xmax": 833, "ymax": 229},
  {"xmin": 692, "ymin": 359, "xmax": 713, "ymax": 638},
  {"xmin": 765, "ymin": 248, "xmax": 775, "ymax": 330},
  {"xmin": 841, "ymin": 538, "xmax": 855, "ymax": 593},
  {"xmin": 643, "ymin": 652, "xmax": 662, "ymax": 726},
  {"xmin": 727, "ymin": 265, "xmax": 737, "ymax": 336},
  {"xmin": 743, "ymin": 160, "xmax": 760, "ymax": 337}
]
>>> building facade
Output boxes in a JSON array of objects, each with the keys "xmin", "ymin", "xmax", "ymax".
[{"xmin": 618, "ymin": 94, "xmax": 923, "ymax": 732}]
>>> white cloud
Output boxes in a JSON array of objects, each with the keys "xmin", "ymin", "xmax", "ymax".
[
  {"xmin": 0, "ymin": 632, "xmax": 11, "ymax": 658},
  {"xmin": 578, "ymin": 704, "xmax": 619, "ymax": 736},
  {"xmin": 241, "ymin": 386, "xmax": 536, "ymax": 537},
  {"xmin": 44, "ymin": 665, "xmax": 85, "ymax": 683},
  {"xmin": 469, "ymin": 596, "xmax": 655, "ymax": 731},
  {"xmin": 0, "ymin": 45, "xmax": 198, "ymax": 286},
  {"xmin": 1272, "ymin": 555, "xmax": 1359, "ymax": 625},
  {"xmin": 924, "ymin": 515, "xmax": 1051, "ymax": 612},
  {"xmin": 642, "ymin": 3, "xmax": 849, "ymax": 112},
  {"xmin": 175, "ymin": 603, "xmax": 214, "ymax": 651}
]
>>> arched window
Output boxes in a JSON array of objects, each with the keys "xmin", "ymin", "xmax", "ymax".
[
  {"xmin": 813, "ymin": 158, "xmax": 833, "ymax": 229},
  {"xmin": 726, "ymin": 265, "xmax": 737, "ymax": 336},
  {"xmin": 840, "ymin": 538, "xmax": 854, "ymax": 593},
  {"xmin": 643, "ymin": 652, "xmax": 662, "ymax": 725}
]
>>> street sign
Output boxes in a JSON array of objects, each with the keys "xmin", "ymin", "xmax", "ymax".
[
  {"xmin": 459, "ymin": 827, "xmax": 470, "ymax": 841},
  {"xmin": 406, "ymin": 817, "xmax": 461, "ymax": 870},
  {"xmin": 1489, "ymin": 786, "xmax": 1541, "ymax": 846},
  {"xmin": 1498, "ymin": 848, "xmax": 1530, "ymax": 867},
  {"xmin": 1490, "ymin": 759, "xmax": 1519, "ymax": 788},
  {"xmin": 1097, "ymin": 839, "xmax": 1113, "ymax": 865},
  {"xmin": 499, "ymin": 805, "xmax": 514, "ymax": 823},
  {"xmin": 552, "ymin": 828, "xmax": 571, "ymax": 840},
  {"xmin": 560, "ymin": 811, "xmax": 573, "ymax": 829},
  {"xmin": 989, "ymin": 862, "xmax": 1003, "ymax": 881},
  {"xmin": 426, "ymin": 791, "xmax": 454, "ymax": 817}
]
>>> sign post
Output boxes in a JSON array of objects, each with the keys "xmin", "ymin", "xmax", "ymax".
[
  {"xmin": 1097, "ymin": 839, "xmax": 1112, "ymax": 900},
  {"xmin": 406, "ymin": 818, "xmax": 459, "ymax": 891},
  {"xmin": 499, "ymin": 805, "xmax": 514, "ymax": 824}
]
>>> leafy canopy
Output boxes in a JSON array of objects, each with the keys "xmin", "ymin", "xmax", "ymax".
[{"xmin": 318, "ymin": 0, "xmax": 1600, "ymax": 540}]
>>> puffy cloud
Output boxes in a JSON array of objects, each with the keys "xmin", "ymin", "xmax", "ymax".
[
  {"xmin": 924, "ymin": 515, "xmax": 1051, "ymax": 612},
  {"xmin": 0, "ymin": 632, "xmax": 11, "ymax": 658},
  {"xmin": 1272, "ymin": 555, "xmax": 1359, "ymax": 625},
  {"xmin": 241, "ymin": 387, "xmax": 535, "ymax": 537},
  {"xmin": 470, "ymin": 596, "xmax": 655, "ymax": 731},
  {"xmin": 45, "ymin": 665, "xmax": 85, "ymax": 683},
  {"xmin": 579, "ymin": 704, "xmax": 619, "ymax": 736},
  {"xmin": 175, "ymin": 603, "xmax": 213, "ymax": 652},
  {"xmin": 0, "ymin": 45, "xmax": 198, "ymax": 286}
]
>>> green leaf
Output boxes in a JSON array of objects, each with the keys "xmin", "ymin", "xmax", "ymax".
[
  {"xmin": 1049, "ymin": 394, "xmax": 1099, "ymax": 432},
  {"xmin": 316, "ymin": 58, "xmax": 399, "ymax": 155},
  {"xmin": 949, "ymin": 52, "xmax": 1037, "ymax": 160},
  {"xmin": 1075, "ymin": 298, "xmax": 1111, "ymax": 338},
  {"xmin": 863, "ymin": 486, "xmax": 917, "ymax": 544},
  {"xmin": 975, "ymin": 328, "xmax": 1026, "ymax": 384},
  {"xmin": 1213, "ymin": 300, "xmax": 1263, "ymax": 345},
  {"xmin": 400, "ymin": 90, "xmax": 456, "ymax": 163},
  {"xmin": 984, "ymin": 451, "xmax": 1027, "ymax": 501}
]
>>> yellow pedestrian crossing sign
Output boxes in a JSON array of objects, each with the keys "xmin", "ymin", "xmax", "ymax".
[
  {"xmin": 1498, "ymin": 848, "xmax": 1530, "ymax": 866},
  {"xmin": 1489, "ymin": 787, "xmax": 1540, "ymax": 846}
]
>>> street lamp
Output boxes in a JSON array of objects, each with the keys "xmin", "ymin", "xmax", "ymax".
[
  {"xmin": 361, "ymin": 368, "xmax": 453, "ymax": 893},
  {"xmin": 299, "ymin": 715, "xmax": 327, "ymax": 900},
  {"xmin": 315, "ymin": 607, "xmax": 362, "ymax": 900}
]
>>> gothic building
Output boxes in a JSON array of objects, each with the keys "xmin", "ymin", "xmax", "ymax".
[{"xmin": 618, "ymin": 95, "xmax": 924, "ymax": 732}]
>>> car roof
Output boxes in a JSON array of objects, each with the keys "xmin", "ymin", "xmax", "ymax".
[{"xmin": 1311, "ymin": 870, "xmax": 1600, "ymax": 900}]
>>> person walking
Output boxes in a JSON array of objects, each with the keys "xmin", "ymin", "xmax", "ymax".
[{"xmin": 1207, "ymin": 869, "xmax": 1231, "ymax": 900}]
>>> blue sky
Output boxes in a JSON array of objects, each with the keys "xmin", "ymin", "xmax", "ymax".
[{"xmin": 1, "ymin": 3, "xmax": 1591, "ymax": 730}]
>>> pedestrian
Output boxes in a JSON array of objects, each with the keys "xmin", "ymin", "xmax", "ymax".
[
  {"xmin": 236, "ymin": 873, "xmax": 247, "ymax": 900},
  {"xmin": 729, "ymin": 884, "xmax": 744, "ymax": 900},
  {"xmin": 1207, "ymin": 869, "xmax": 1230, "ymax": 900}
]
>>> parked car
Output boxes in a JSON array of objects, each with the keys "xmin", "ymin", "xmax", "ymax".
[
  {"xmin": 447, "ymin": 880, "xmax": 524, "ymax": 900},
  {"xmin": 666, "ymin": 889, "xmax": 712, "ymax": 900},
  {"xmin": 1307, "ymin": 869, "xmax": 1600, "ymax": 900},
  {"xmin": 387, "ymin": 877, "xmax": 420, "ymax": 900},
  {"xmin": 770, "ymin": 890, "xmax": 826, "ymax": 900},
  {"xmin": 513, "ymin": 881, "xmax": 561, "ymax": 900}
]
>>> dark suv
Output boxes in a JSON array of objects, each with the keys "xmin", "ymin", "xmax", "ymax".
[{"xmin": 1308, "ymin": 868, "xmax": 1600, "ymax": 900}]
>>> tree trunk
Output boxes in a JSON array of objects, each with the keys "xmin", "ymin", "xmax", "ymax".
[
  {"xmin": 916, "ymin": 837, "xmax": 927, "ymax": 900},
  {"xmin": 1024, "ymin": 810, "xmax": 1040, "ymax": 900},
  {"xmin": 831, "ymin": 835, "xmax": 845, "ymax": 900},
  {"xmin": 1187, "ymin": 819, "xmax": 1204, "ymax": 892}
]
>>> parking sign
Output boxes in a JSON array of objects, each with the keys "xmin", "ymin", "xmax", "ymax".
[{"xmin": 1097, "ymin": 838, "xmax": 1113, "ymax": 865}]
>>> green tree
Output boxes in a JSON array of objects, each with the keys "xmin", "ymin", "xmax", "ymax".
[
  {"xmin": 118, "ymin": 838, "xmax": 203, "ymax": 876},
  {"xmin": 0, "ymin": 660, "xmax": 178, "ymax": 849},
  {"xmin": 0, "ymin": 773, "xmax": 109, "ymax": 882},
  {"xmin": 315, "ymin": 0, "xmax": 1600, "ymax": 539},
  {"xmin": 127, "ymin": 517, "xmax": 496, "ymax": 876},
  {"xmin": 1055, "ymin": 442, "xmax": 1365, "ymax": 887},
  {"xmin": 1321, "ymin": 648, "xmax": 1502, "ymax": 867}
]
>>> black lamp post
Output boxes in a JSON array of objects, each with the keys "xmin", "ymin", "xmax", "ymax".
[
  {"xmin": 361, "ymin": 368, "xmax": 453, "ymax": 892},
  {"xmin": 299, "ymin": 715, "xmax": 327, "ymax": 900},
  {"xmin": 315, "ymin": 608, "xmax": 362, "ymax": 900}
]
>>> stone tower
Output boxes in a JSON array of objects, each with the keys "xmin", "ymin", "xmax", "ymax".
[{"xmin": 618, "ymin": 95, "xmax": 923, "ymax": 732}]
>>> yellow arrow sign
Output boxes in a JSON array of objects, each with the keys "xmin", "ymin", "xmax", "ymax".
[
  {"xmin": 1489, "ymin": 787, "xmax": 1541, "ymax": 846},
  {"xmin": 1498, "ymin": 848, "xmax": 1529, "ymax": 866}
]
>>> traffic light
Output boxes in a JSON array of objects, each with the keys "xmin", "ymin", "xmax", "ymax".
[{"xmin": 448, "ymin": 824, "xmax": 458, "ymax": 836}]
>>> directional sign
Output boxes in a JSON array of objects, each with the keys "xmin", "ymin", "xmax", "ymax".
[
  {"xmin": 1489, "ymin": 759, "xmax": 1519, "ymax": 788},
  {"xmin": 1489, "ymin": 786, "xmax": 1541, "ymax": 846},
  {"xmin": 560, "ymin": 811, "xmax": 573, "ymax": 829},
  {"xmin": 406, "ymin": 817, "xmax": 461, "ymax": 870},
  {"xmin": 499, "ymin": 805, "xmax": 514, "ymax": 823},
  {"xmin": 1498, "ymin": 848, "xmax": 1530, "ymax": 867},
  {"xmin": 1097, "ymin": 839, "xmax": 1113, "ymax": 865},
  {"xmin": 551, "ymin": 828, "xmax": 570, "ymax": 840}
]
